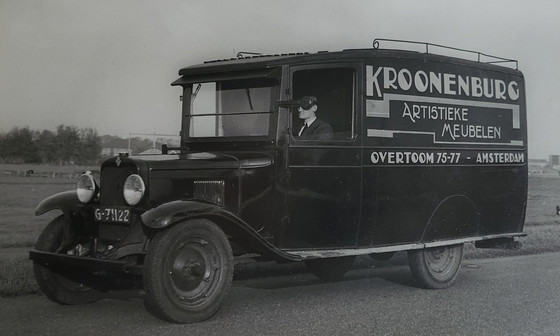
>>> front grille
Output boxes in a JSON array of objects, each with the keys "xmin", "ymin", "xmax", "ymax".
[{"xmin": 100, "ymin": 166, "xmax": 138, "ymax": 206}]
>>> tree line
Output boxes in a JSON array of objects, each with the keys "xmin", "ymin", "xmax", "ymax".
[
  {"xmin": 0, "ymin": 126, "xmax": 179, "ymax": 165},
  {"xmin": 0, "ymin": 125, "xmax": 101, "ymax": 165}
]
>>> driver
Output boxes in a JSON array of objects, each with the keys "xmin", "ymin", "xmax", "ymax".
[{"xmin": 295, "ymin": 96, "xmax": 334, "ymax": 140}]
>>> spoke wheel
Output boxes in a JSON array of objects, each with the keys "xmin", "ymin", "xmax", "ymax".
[
  {"xmin": 305, "ymin": 256, "xmax": 355, "ymax": 281},
  {"xmin": 33, "ymin": 215, "xmax": 103, "ymax": 305},
  {"xmin": 143, "ymin": 219, "xmax": 233, "ymax": 323},
  {"xmin": 408, "ymin": 244, "xmax": 463, "ymax": 289}
]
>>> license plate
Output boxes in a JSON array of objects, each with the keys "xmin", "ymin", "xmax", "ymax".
[{"xmin": 94, "ymin": 207, "xmax": 131, "ymax": 223}]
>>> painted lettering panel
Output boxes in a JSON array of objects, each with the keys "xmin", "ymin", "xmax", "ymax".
[
  {"xmin": 364, "ymin": 59, "xmax": 526, "ymax": 148},
  {"xmin": 364, "ymin": 149, "xmax": 525, "ymax": 166}
]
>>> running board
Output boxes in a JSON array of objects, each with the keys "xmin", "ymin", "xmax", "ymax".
[{"xmin": 284, "ymin": 233, "xmax": 526, "ymax": 260}]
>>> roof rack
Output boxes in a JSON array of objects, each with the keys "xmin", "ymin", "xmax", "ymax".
[
  {"xmin": 236, "ymin": 51, "xmax": 262, "ymax": 58},
  {"xmin": 373, "ymin": 38, "xmax": 518, "ymax": 70},
  {"xmin": 204, "ymin": 52, "xmax": 310, "ymax": 64}
]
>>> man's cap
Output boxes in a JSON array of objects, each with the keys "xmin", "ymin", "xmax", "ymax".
[{"xmin": 299, "ymin": 96, "xmax": 318, "ymax": 110}]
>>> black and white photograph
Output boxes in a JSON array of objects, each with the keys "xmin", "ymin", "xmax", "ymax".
[{"xmin": 1, "ymin": 1, "xmax": 559, "ymax": 335}]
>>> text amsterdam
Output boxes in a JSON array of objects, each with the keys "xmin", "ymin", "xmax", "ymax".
[{"xmin": 370, "ymin": 151, "xmax": 525, "ymax": 165}]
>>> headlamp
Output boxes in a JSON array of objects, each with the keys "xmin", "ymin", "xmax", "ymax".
[
  {"xmin": 123, "ymin": 174, "xmax": 145, "ymax": 206},
  {"xmin": 76, "ymin": 173, "xmax": 98, "ymax": 203}
]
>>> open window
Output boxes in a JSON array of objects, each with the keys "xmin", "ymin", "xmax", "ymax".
[
  {"xmin": 186, "ymin": 76, "xmax": 279, "ymax": 138},
  {"xmin": 292, "ymin": 67, "xmax": 355, "ymax": 140}
]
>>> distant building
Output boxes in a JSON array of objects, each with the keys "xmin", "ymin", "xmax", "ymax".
[
  {"xmin": 528, "ymin": 159, "xmax": 548, "ymax": 174},
  {"xmin": 101, "ymin": 148, "xmax": 129, "ymax": 157},
  {"xmin": 550, "ymin": 155, "xmax": 559, "ymax": 167},
  {"xmin": 139, "ymin": 148, "xmax": 162, "ymax": 155}
]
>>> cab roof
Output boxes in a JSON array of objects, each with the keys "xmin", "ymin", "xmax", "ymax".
[{"xmin": 176, "ymin": 47, "xmax": 522, "ymax": 79}]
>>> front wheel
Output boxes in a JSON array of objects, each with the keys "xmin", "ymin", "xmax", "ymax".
[
  {"xmin": 33, "ymin": 215, "xmax": 103, "ymax": 305},
  {"xmin": 143, "ymin": 219, "xmax": 234, "ymax": 323},
  {"xmin": 408, "ymin": 244, "xmax": 463, "ymax": 289}
]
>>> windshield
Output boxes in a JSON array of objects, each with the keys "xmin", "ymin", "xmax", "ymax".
[{"xmin": 186, "ymin": 77, "xmax": 279, "ymax": 138}]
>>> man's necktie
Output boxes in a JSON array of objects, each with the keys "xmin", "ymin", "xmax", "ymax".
[{"xmin": 298, "ymin": 123, "xmax": 307, "ymax": 136}]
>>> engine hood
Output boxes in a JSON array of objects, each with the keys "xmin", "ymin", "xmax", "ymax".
[
  {"xmin": 100, "ymin": 152, "xmax": 273, "ymax": 184},
  {"xmin": 130, "ymin": 152, "xmax": 273, "ymax": 171}
]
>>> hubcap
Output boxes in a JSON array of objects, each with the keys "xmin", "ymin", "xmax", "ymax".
[
  {"xmin": 425, "ymin": 247, "xmax": 456, "ymax": 278},
  {"xmin": 168, "ymin": 238, "xmax": 220, "ymax": 305}
]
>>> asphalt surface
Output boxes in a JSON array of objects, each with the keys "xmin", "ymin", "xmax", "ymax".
[{"xmin": 2, "ymin": 252, "xmax": 560, "ymax": 336}]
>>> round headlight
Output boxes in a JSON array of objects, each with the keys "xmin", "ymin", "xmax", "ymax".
[
  {"xmin": 76, "ymin": 174, "xmax": 98, "ymax": 203},
  {"xmin": 123, "ymin": 174, "xmax": 145, "ymax": 206}
]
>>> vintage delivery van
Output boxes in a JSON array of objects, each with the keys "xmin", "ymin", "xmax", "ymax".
[{"xmin": 30, "ymin": 40, "xmax": 527, "ymax": 323}]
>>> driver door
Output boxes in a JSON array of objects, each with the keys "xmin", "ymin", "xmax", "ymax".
[{"xmin": 280, "ymin": 64, "xmax": 363, "ymax": 249}]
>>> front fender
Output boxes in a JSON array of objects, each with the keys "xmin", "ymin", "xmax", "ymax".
[
  {"xmin": 141, "ymin": 200, "xmax": 301, "ymax": 262},
  {"xmin": 35, "ymin": 191, "xmax": 80, "ymax": 216},
  {"xmin": 141, "ymin": 200, "xmax": 220, "ymax": 229}
]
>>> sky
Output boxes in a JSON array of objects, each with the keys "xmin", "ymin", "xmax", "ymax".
[{"xmin": 1, "ymin": 0, "xmax": 559, "ymax": 159}]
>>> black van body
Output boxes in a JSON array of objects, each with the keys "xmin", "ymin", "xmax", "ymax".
[{"xmin": 30, "ymin": 42, "xmax": 527, "ymax": 323}]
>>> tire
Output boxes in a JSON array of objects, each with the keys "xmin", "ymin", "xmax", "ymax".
[
  {"xmin": 368, "ymin": 252, "xmax": 395, "ymax": 261},
  {"xmin": 143, "ymin": 219, "xmax": 233, "ymax": 323},
  {"xmin": 408, "ymin": 244, "xmax": 463, "ymax": 289},
  {"xmin": 33, "ymin": 215, "xmax": 103, "ymax": 305},
  {"xmin": 305, "ymin": 256, "xmax": 355, "ymax": 281}
]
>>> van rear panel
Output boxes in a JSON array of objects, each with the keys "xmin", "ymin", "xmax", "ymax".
[{"xmin": 361, "ymin": 56, "xmax": 527, "ymax": 246}]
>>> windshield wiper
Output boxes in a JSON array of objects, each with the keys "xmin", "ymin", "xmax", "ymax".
[
  {"xmin": 191, "ymin": 83, "xmax": 202, "ymax": 102},
  {"xmin": 245, "ymin": 88, "xmax": 254, "ymax": 110}
]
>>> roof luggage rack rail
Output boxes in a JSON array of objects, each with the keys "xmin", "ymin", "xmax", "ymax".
[
  {"xmin": 373, "ymin": 38, "xmax": 518, "ymax": 70},
  {"xmin": 204, "ymin": 51, "xmax": 310, "ymax": 64},
  {"xmin": 236, "ymin": 51, "xmax": 262, "ymax": 58}
]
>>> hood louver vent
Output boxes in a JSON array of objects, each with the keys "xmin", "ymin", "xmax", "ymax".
[{"xmin": 193, "ymin": 180, "xmax": 225, "ymax": 206}]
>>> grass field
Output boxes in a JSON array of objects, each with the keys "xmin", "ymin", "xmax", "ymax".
[
  {"xmin": 525, "ymin": 173, "xmax": 560, "ymax": 225},
  {"xmin": 1, "ymin": 168, "xmax": 560, "ymax": 297}
]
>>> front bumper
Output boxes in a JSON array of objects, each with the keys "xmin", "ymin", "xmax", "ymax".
[{"xmin": 29, "ymin": 250, "xmax": 143, "ymax": 275}]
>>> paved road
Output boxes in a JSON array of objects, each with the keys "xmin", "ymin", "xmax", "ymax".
[{"xmin": 2, "ymin": 253, "xmax": 560, "ymax": 336}]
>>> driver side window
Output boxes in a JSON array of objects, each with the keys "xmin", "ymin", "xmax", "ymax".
[{"xmin": 292, "ymin": 67, "xmax": 355, "ymax": 140}]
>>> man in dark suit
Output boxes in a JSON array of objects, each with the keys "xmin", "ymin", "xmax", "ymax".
[{"xmin": 295, "ymin": 96, "xmax": 334, "ymax": 140}]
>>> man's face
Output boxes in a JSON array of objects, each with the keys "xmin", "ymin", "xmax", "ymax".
[{"xmin": 298, "ymin": 105, "xmax": 317, "ymax": 120}]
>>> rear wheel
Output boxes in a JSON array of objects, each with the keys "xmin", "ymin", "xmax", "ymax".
[
  {"xmin": 33, "ymin": 215, "xmax": 103, "ymax": 305},
  {"xmin": 305, "ymin": 256, "xmax": 355, "ymax": 281},
  {"xmin": 408, "ymin": 244, "xmax": 463, "ymax": 289},
  {"xmin": 143, "ymin": 219, "xmax": 233, "ymax": 323}
]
